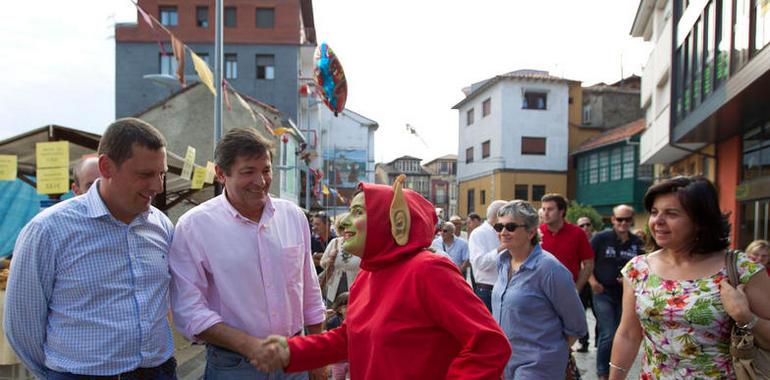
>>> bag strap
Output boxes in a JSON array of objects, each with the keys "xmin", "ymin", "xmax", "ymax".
[{"xmin": 725, "ymin": 250, "xmax": 740, "ymax": 287}]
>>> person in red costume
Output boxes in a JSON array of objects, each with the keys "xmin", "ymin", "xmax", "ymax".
[{"xmin": 256, "ymin": 175, "xmax": 511, "ymax": 379}]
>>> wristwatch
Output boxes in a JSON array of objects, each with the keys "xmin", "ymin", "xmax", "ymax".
[{"xmin": 738, "ymin": 314, "xmax": 759, "ymax": 330}]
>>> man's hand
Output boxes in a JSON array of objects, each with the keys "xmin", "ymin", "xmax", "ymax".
[
  {"xmin": 588, "ymin": 277, "xmax": 604, "ymax": 294},
  {"xmin": 250, "ymin": 335, "xmax": 290, "ymax": 372},
  {"xmin": 312, "ymin": 252, "xmax": 324, "ymax": 268}
]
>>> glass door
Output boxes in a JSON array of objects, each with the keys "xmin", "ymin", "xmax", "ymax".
[{"xmin": 739, "ymin": 199, "xmax": 770, "ymax": 249}]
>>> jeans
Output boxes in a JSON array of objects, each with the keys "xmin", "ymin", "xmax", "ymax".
[
  {"xmin": 592, "ymin": 291, "xmax": 623, "ymax": 376},
  {"xmin": 205, "ymin": 345, "xmax": 308, "ymax": 380},
  {"xmin": 474, "ymin": 284, "xmax": 493, "ymax": 312}
]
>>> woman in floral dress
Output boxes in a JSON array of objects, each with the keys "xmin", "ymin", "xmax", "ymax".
[{"xmin": 609, "ymin": 176, "xmax": 770, "ymax": 379}]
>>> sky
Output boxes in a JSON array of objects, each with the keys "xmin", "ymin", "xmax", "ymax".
[{"xmin": 0, "ymin": 0, "xmax": 651, "ymax": 164}]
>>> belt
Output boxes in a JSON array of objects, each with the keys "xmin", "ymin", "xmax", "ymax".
[
  {"xmin": 475, "ymin": 283, "xmax": 494, "ymax": 290},
  {"xmin": 51, "ymin": 357, "xmax": 176, "ymax": 380}
]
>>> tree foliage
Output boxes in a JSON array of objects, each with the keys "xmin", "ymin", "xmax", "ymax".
[{"xmin": 565, "ymin": 202, "xmax": 604, "ymax": 231}]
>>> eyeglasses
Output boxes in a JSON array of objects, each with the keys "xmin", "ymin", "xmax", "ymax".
[
  {"xmin": 614, "ymin": 216, "xmax": 633, "ymax": 223},
  {"xmin": 579, "ymin": 223, "xmax": 591, "ymax": 228},
  {"xmin": 441, "ymin": 229, "xmax": 451, "ymax": 233},
  {"xmin": 493, "ymin": 222, "xmax": 526, "ymax": 232}
]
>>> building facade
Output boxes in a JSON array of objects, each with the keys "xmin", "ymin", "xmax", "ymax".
[
  {"xmin": 632, "ymin": 0, "xmax": 770, "ymax": 247},
  {"xmin": 454, "ymin": 70, "xmax": 582, "ymax": 215},
  {"xmin": 422, "ymin": 154, "xmax": 458, "ymax": 217},
  {"xmin": 375, "ymin": 156, "xmax": 432, "ymax": 199},
  {"xmin": 115, "ymin": 0, "xmax": 315, "ymax": 121},
  {"xmin": 573, "ymin": 118, "xmax": 653, "ymax": 225}
]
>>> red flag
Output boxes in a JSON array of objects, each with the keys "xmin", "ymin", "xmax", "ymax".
[
  {"xmin": 137, "ymin": 5, "xmax": 154, "ymax": 29},
  {"xmin": 135, "ymin": 4, "xmax": 168, "ymax": 55},
  {"xmin": 171, "ymin": 35, "xmax": 186, "ymax": 86}
]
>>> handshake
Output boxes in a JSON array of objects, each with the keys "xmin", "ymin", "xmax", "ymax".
[{"xmin": 245, "ymin": 335, "xmax": 291, "ymax": 372}]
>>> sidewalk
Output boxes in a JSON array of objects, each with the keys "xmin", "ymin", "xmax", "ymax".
[{"xmin": 572, "ymin": 310, "xmax": 642, "ymax": 380}]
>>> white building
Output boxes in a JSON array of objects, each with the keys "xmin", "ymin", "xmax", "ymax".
[
  {"xmin": 452, "ymin": 69, "xmax": 581, "ymax": 215},
  {"xmin": 633, "ymin": 0, "xmax": 703, "ymax": 166}
]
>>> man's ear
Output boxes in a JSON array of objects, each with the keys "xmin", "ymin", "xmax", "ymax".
[
  {"xmin": 215, "ymin": 165, "xmax": 227, "ymax": 185},
  {"xmin": 390, "ymin": 174, "xmax": 411, "ymax": 246},
  {"xmin": 98, "ymin": 155, "xmax": 114, "ymax": 179}
]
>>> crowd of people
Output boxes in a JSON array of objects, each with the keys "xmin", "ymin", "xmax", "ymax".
[{"xmin": 1, "ymin": 117, "xmax": 769, "ymax": 380}]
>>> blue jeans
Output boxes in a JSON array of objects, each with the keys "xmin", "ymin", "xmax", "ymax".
[
  {"xmin": 593, "ymin": 291, "xmax": 623, "ymax": 376},
  {"xmin": 205, "ymin": 345, "xmax": 309, "ymax": 380},
  {"xmin": 474, "ymin": 284, "xmax": 493, "ymax": 312}
]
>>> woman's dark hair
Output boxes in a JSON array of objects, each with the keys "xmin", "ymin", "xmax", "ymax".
[{"xmin": 643, "ymin": 176, "xmax": 730, "ymax": 254}]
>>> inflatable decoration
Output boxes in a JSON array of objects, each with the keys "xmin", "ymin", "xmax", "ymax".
[{"xmin": 313, "ymin": 42, "xmax": 347, "ymax": 116}]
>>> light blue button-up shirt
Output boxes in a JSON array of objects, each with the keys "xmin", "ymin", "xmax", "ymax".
[
  {"xmin": 492, "ymin": 245, "xmax": 587, "ymax": 379},
  {"xmin": 3, "ymin": 181, "xmax": 174, "ymax": 378},
  {"xmin": 431, "ymin": 236, "xmax": 469, "ymax": 269}
]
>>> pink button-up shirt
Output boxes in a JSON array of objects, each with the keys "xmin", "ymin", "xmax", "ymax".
[{"xmin": 169, "ymin": 194, "xmax": 325, "ymax": 340}]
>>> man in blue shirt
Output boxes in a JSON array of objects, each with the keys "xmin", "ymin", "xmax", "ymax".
[
  {"xmin": 431, "ymin": 222, "xmax": 470, "ymax": 273},
  {"xmin": 4, "ymin": 118, "xmax": 176, "ymax": 379}
]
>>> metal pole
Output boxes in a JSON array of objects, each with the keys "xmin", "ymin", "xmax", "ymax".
[{"xmin": 214, "ymin": 0, "xmax": 224, "ymax": 196}]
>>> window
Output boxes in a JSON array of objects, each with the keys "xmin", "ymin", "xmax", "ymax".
[
  {"xmin": 256, "ymin": 54, "xmax": 275, "ymax": 80},
  {"xmin": 159, "ymin": 53, "xmax": 177, "ymax": 75},
  {"xmin": 435, "ymin": 186, "xmax": 447, "ymax": 204},
  {"xmin": 480, "ymin": 190, "xmax": 486, "ymax": 205},
  {"xmin": 256, "ymin": 8, "xmax": 275, "ymax": 28},
  {"xmin": 622, "ymin": 145, "xmax": 636, "ymax": 179},
  {"xmin": 754, "ymin": 0, "xmax": 770, "ymax": 52},
  {"xmin": 515, "ymin": 185, "xmax": 528, "ymax": 200},
  {"xmin": 467, "ymin": 189, "xmax": 475, "ymax": 214},
  {"xmin": 610, "ymin": 147, "xmax": 622, "ymax": 180},
  {"xmin": 589, "ymin": 153, "xmax": 598, "ymax": 184},
  {"xmin": 224, "ymin": 7, "xmax": 237, "ymax": 27},
  {"xmin": 532, "ymin": 185, "xmax": 545, "ymax": 201},
  {"xmin": 160, "ymin": 7, "xmax": 178, "ymax": 26},
  {"xmin": 599, "ymin": 151, "xmax": 609, "ymax": 182},
  {"xmin": 482, "ymin": 98, "xmax": 491, "ymax": 117},
  {"xmin": 582, "ymin": 105, "xmax": 591, "ymax": 124},
  {"xmin": 196, "ymin": 52, "xmax": 209, "ymax": 65},
  {"xmin": 225, "ymin": 54, "xmax": 238, "ymax": 79},
  {"xmin": 465, "ymin": 147, "xmax": 474, "ymax": 163},
  {"xmin": 732, "ymin": 0, "xmax": 751, "ymax": 73},
  {"xmin": 523, "ymin": 91, "xmax": 547, "ymax": 110},
  {"xmin": 521, "ymin": 137, "xmax": 546, "ymax": 155},
  {"xmin": 196, "ymin": 6, "xmax": 209, "ymax": 27},
  {"xmin": 482, "ymin": 140, "xmax": 490, "ymax": 159},
  {"xmin": 466, "ymin": 108, "xmax": 474, "ymax": 126},
  {"xmin": 703, "ymin": 2, "xmax": 716, "ymax": 97}
]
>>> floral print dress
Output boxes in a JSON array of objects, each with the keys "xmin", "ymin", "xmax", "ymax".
[{"xmin": 622, "ymin": 251, "xmax": 764, "ymax": 379}]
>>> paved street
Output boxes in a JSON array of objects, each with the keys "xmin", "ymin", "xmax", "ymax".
[{"xmin": 572, "ymin": 310, "xmax": 642, "ymax": 380}]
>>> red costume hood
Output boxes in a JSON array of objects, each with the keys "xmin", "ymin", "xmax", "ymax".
[{"xmin": 358, "ymin": 182, "xmax": 437, "ymax": 272}]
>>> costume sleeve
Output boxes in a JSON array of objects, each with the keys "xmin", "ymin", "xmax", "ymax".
[
  {"xmin": 468, "ymin": 230, "xmax": 498, "ymax": 274},
  {"xmin": 4, "ymin": 221, "xmax": 55, "ymax": 379},
  {"xmin": 300, "ymin": 210, "xmax": 326, "ymax": 326},
  {"xmin": 545, "ymin": 263, "xmax": 588, "ymax": 338},
  {"xmin": 578, "ymin": 230, "xmax": 594, "ymax": 261},
  {"xmin": 286, "ymin": 322, "xmax": 348, "ymax": 372},
  {"xmin": 168, "ymin": 218, "xmax": 224, "ymax": 340},
  {"xmin": 420, "ymin": 258, "xmax": 511, "ymax": 380}
]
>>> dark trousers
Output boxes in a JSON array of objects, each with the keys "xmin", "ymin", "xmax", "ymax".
[
  {"xmin": 47, "ymin": 358, "xmax": 177, "ymax": 380},
  {"xmin": 474, "ymin": 283, "xmax": 493, "ymax": 312}
]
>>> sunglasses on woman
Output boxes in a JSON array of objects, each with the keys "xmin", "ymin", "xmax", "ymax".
[{"xmin": 493, "ymin": 222, "xmax": 527, "ymax": 232}]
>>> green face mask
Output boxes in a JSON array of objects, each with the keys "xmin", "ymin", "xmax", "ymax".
[{"xmin": 340, "ymin": 192, "xmax": 366, "ymax": 258}]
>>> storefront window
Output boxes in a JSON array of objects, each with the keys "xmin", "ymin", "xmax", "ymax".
[
  {"xmin": 693, "ymin": 17, "xmax": 703, "ymax": 107},
  {"xmin": 742, "ymin": 123, "xmax": 770, "ymax": 181},
  {"xmin": 717, "ymin": 0, "xmax": 732, "ymax": 84},
  {"xmin": 704, "ymin": 2, "xmax": 717, "ymax": 97},
  {"xmin": 733, "ymin": 0, "xmax": 751, "ymax": 73}
]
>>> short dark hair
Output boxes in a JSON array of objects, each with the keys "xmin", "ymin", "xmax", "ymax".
[
  {"xmin": 98, "ymin": 118, "xmax": 166, "ymax": 167},
  {"xmin": 215, "ymin": 128, "xmax": 273, "ymax": 175},
  {"xmin": 541, "ymin": 193, "xmax": 568, "ymax": 212},
  {"xmin": 643, "ymin": 176, "xmax": 729, "ymax": 254},
  {"xmin": 313, "ymin": 212, "xmax": 330, "ymax": 225},
  {"xmin": 467, "ymin": 213, "xmax": 482, "ymax": 222}
]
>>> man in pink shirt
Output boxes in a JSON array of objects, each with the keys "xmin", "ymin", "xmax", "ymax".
[{"xmin": 169, "ymin": 128, "xmax": 326, "ymax": 380}]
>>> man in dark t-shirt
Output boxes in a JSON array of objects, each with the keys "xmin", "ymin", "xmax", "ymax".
[{"xmin": 588, "ymin": 205, "xmax": 644, "ymax": 380}]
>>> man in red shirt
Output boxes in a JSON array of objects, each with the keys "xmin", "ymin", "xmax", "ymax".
[{"xmin": 538, "ymin": 194, "xmax": 594, "ymax": 294}]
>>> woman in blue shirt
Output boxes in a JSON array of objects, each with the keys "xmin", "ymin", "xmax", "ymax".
[{"xmin": 491, "ymin": 200, "xmax": 588, "ymax": 379}]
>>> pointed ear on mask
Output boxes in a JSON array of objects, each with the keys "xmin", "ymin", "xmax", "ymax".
[{"xmin": 390, "ymin": 174, "xmax": 411, "ymax": 246}]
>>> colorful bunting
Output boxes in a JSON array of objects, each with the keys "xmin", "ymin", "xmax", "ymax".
[
  {"xmin": 171, "ymin": 35, "xmax": 186, "ymax": 86},
  {"xmin": 135, "ymin": 3, "xmax": 168, "ymax": 55},
  {"xmin": 191, "ymin": 51, "xmax": 215, "ymax": 95},
  {"xmin": 256, "ymin": 111, "xmax": 275, "ymax": 134}
]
